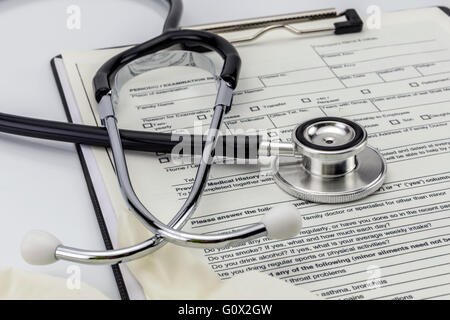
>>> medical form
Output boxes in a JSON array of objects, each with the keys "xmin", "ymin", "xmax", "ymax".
[{"xmin": 57, "ymin": 7, "xmax": 450, "ymax": 299}]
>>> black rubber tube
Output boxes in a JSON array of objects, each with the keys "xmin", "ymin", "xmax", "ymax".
[
  {"xmin": 0, "ymin": 112, "xmax": 260, "ymax": 158},
  {"xmin": 163, "ymin": 0, "xmax": 183, "ymax": 32}
]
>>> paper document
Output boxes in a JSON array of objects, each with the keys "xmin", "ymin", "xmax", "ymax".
[{"xmin": 61, "ymin": 7, "xmax": 450, "ymax": 300}]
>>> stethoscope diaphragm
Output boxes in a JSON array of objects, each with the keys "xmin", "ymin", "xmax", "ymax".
[{"xmin": 272, "ymin": 117, "xmax": 387, "ymax": 203}]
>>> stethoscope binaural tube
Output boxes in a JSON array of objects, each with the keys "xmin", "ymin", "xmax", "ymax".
[
  {"xmin": 93, "ymin": 30, "xmax": 242, "ymax": 103},
  {"xmin": 20, "ymin": 29, "xmax": 302, "ymax": 266},
  {"xmin": 94, "ymin": 30, "xmax": 298, "ymax": 248}
]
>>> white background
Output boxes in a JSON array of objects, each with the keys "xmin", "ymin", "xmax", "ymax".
[{"xmin": 0, "ymin": 0, "xmax": 447, "ymax": 299}]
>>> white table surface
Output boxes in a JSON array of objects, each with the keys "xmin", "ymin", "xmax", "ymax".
[{"xmin": 0, "ymin": 0, "xmax": 446, "ymax": 300}]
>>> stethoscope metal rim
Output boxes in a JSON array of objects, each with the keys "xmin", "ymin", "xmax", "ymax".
[{"xmin": 273, "ymin": 146, "xmax": 387, "ymax": 203}]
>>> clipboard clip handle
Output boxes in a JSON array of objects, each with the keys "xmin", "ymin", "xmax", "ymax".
[
  {"xmin": 183, "ymin": 8, "xmax": 364, "ymax": 45},
  {"xmin": 335, "ymin": 9, "xmax": 363, "ymax": 34}
]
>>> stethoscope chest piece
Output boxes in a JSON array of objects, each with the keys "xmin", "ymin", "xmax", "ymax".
[{"xmin": 273, "ymin": 117, "xmax": 387, "ymax": 203}]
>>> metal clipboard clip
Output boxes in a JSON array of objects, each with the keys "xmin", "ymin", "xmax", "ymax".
[{"xmin": 182, "ymin": 8, "xmax": 363, "ymax": 44}]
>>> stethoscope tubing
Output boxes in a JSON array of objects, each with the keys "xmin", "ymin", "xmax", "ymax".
[{"xmin": 0, "ymin": 112, "xmax": 260, "ymax": 158}]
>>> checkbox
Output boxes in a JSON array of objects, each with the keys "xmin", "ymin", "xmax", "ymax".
[
  {"xmin": 267, "ymin": 131, "xmax": 278, "ymax": 137},
  {"xmin": 389, "ymin": 119, "xmax": 400, "ymax": 125},
  {"xmin": 142, "ymin": 123, "xmax": 153, "ymax": 129},
  {"xmin": 301, "ymin": 98, "xmax": 311, "ymax": 103},
  {"xmin": 250, "ymin": 106, "xmax": 260, "ymax": 112},
  {"xmin": 158, "ymin": 157, "xmax": 169, "ymax": 164},
  {"xmin": 409, "ymin": 82, "xmax": 419, "ymax": 87},
  {"xmin": 361, "ymin": 89, "xmax": 371, "ymax": 94},
  {"xmin": 420, "ymin": 114, "xmax": 431, "ymax": 120},
  {"xmin": 197, "ymin": 114, "xmax": 207, "ymax": 120}
]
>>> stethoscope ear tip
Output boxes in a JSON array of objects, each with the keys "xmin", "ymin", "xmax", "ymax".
[
  {"xmin": 21, "ymin": 230, "xmax": 61, "ymax": 265},
  {"xmin": 261, "ymin": 203, "xmax": 302, "ymax": 240}
]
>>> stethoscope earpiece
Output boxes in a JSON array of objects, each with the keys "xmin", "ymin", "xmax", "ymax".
[
  {"xmin": 261, "ymin": 203, "xmax": 302, "ymax": 239},
  {"xmin": 21, "ymin": 230, "xmax": 61, "ymax": 265}
]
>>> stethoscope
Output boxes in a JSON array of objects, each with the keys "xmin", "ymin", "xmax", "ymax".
[{"xmin": 11, "ymin": 0, "xmax": 387, "ymax": 266}]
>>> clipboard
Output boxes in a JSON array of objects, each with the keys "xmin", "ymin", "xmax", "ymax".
[{"xmin": 50, "ymin": 6, "xmax": 450, "ymax": 300}]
